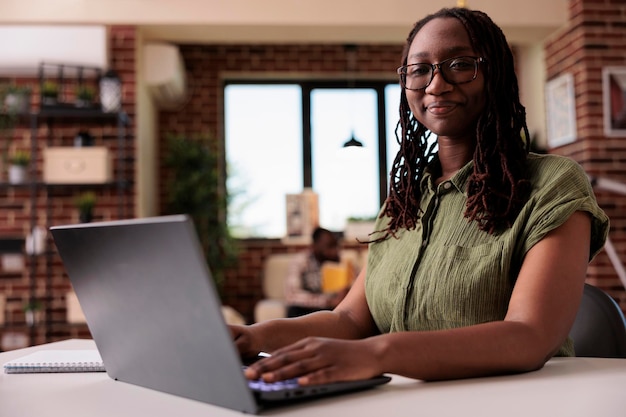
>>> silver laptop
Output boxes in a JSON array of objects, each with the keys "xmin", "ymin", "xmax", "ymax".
[{"xmin": 50, "ymin": 215, "xmax": 390, "ymax": 414}]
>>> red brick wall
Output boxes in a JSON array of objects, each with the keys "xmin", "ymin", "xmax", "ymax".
[
  {"xmin": 545, "ymin": 0, "xmax": 626, "ymax": 309},
  {"xmin": 0, "ymin": 26, "xmax": 136, "ymax": 346}
]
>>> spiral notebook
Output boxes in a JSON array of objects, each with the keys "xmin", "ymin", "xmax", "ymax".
[{"xmin": 3, "ymin": 349, "xmax": 105, "ymax": 374}]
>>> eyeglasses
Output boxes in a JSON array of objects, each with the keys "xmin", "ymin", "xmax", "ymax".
[{"xmin": 397, "ymin": 56, "xmax": 485, "ymax": 91}]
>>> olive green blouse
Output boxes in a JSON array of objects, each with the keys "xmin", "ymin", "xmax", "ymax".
[{"xmin": 365, "ymin": 153, "xmax": 609, "ymax": 356}]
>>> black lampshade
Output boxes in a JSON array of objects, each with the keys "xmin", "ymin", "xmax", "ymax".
[{"xmin": 342, "ymin": 133, "xmax": 363, "ymax": 148}]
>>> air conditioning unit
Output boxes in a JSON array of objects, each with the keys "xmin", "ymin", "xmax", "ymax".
[{"xmin": 144, "ymin": 43, "xmax": 188, "ymax": 109}]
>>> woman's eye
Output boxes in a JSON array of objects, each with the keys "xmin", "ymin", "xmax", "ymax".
[
  {"xmin": 449, "ymin": 59, "xmax": 473, "ymax": 71},
  {"xmin": 409, "ymin": 65, "xmax": 430, "ymax": 77}
]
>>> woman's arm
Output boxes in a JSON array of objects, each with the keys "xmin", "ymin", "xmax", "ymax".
[
  {"xmin": 245, "ymin": 211, "xmax": 592, "ymax": 384},
  {"xmin": 379, "ymin": 210, "xmax": 591, "ymax": 380},
  {"xmin": 232, "ymin": 265, "xmax": 379, "ymax": 357}
]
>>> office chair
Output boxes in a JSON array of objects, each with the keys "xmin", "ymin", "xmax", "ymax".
[{"xmin": 569, "ymin": 283, "xmax": 626, "ymax": 358}]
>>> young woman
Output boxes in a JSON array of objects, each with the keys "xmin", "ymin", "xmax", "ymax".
[{"xmin": 231, "ymin": 7, "xmax": 609, "ymax": 384}]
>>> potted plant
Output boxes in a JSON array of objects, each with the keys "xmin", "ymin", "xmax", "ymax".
[
  {"xmin": 164, "ymin": 134, "xmax": 238, "ymax": 291},
  {"xmin": 41, "ymin": 80, "xmax": 59, "ymax": 106},
  {"xmin": 74, "ymin": 191, "xmax": 97, "ymax": 223},
  {"xmin": 2, "ymin": 84, "xmax": 32, "ymax": 114},
  {"xmin": 23, "ymin": 299, "xmax": 43, "ymax": 326},
  {"xmin": 7, "ymin": 149, "xmax": 30, "ymax": 184},
  {"xmin": 75, "ymin": 85, "xmax": 96, "ymax": 108},
  {"xmin": 0, "ymin": 93, "xmax": 17, "ymax": 179}
]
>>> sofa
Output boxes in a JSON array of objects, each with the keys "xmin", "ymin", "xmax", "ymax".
[{"xmin": 253, "ymin": 249, "xmax": 367, "ymax": 323}]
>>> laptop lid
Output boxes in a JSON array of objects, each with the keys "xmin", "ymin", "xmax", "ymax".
[
  {"xmin": 50, "ymin": 215, "xmax": 390, "ymax": 414},
  {"xmin": 51, "ymin": 215, "xmax": 260, "ymax": 413}
]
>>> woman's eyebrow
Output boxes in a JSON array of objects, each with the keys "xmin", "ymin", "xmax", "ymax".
[{"xmin": 407, "ymin": 46, "xmax": 474, "ymax": 61}]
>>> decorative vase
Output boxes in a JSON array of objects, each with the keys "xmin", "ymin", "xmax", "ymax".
[
  {"xmin": 79, "ymin": 211, "xmax": 93, "ymax": 223},
  {"xmin": 8, "ymin": 165, "xmax": 27, "ymax": 184},
  {"xmin": 24, "ymin": 308, "xmax": 42, "ymax": 327},
  {"xmin": 4, "ymin": 92, "xmax": 31, "ymax": 114},
  {"xmin": 25, "ymin": 310, "xmax": 36, "ymax": 326},
  {"xmin": 100, "ymin": 70, "xmax": 122, "ymax": 113},
  {"xmin": 42, "ymin": 96, "xmax": 58, "ymax": 107}
]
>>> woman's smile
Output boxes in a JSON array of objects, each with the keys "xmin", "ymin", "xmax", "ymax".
[{"xmin": 426, "ymin": 100, "xmax": 458, "ymax": 115}]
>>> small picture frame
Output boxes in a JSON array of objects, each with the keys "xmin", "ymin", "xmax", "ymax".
[
  {"xmin": 282, "ymin": 188, "xmax": 319, "ymax": 245},
  {"xmin": 603, "ymin": 67, "xmax": 626, "ymax": 137},
  {"xmin": 545, "ymin": 73, "xmax": 577, "ymax": 148}
]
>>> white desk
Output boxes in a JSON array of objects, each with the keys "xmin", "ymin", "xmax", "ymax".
[{"xmin": 1, "ymin": 339, "xmax": 625, "ymax": 416}]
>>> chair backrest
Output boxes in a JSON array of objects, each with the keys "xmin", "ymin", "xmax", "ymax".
[
  {"xmin": 262, "ymin": 253, "xmax": 296, "ymax": 300},
  {"xmin": 569, "ymin": 283, "xmax": 626, "ymax": 358},
  {"xmin": 260, "ymin": 250, "xmax": 365, "ymax": 300}
]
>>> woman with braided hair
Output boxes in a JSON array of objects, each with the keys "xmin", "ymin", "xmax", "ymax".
[{"xmin": 231, "ymin": 7, "xmax": 609, "ymax": 384}]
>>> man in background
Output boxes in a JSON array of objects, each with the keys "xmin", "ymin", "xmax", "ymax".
[{"xmin": 284, "ymin": 227, "xmax": 350, "ymax": 317}]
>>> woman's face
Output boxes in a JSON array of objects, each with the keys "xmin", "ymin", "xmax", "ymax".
[{"xmin": 405, "ymin": 17, "xmax": 486, "ymax": 140}]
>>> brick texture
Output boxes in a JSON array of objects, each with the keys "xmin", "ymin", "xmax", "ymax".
[
  {"xmin": 545, "ymin": 0, "xmax": 626, "ymax": 309},
  {"xmin": 0, "ymin": 26, "xmax": 136, "ymax": 346}
]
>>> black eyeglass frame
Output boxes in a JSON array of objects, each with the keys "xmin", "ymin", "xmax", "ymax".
[{"xmin": 397, "ymin": 56, "xmax": 486, "ymax": 91}]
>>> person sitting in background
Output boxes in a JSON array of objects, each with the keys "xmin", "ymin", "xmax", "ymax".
[{"xmin": 284, "ymin": 227, "xmax": 350, "ymax": 317}]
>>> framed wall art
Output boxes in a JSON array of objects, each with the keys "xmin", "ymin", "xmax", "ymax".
[
  {"xmin": 545, "ymin": 73, "xmax": 577, "ymax": 148},
  {"xmin": 603, "ymin": 67, "xmax": 626, "ymax": 137}
]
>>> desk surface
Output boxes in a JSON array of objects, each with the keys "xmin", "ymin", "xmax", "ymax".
[{"xmin": 1, "ymin": 339, "xmax": 625, "ymax": 417}]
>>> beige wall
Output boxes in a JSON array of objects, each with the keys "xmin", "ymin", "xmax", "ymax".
[
  {"xmin": 517, "ymin": 44, "xmax": 548, "ymax": 150},
  {"xmin": 0, "ymin": 0, "xmax": 566, "ymax": 44},
  {"xmin": 135, "ymin": 31, "xmax": 160, "ymax": 217}
]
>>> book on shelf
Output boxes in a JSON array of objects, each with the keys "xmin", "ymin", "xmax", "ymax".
[{"xmin": 3, "ymin": 349, "xmax": 105, "ymax": 374}]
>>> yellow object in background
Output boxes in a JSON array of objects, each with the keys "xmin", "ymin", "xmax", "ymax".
[{"xmin": 321, "ymin": 261, "xmax": 354, "ymax": 293}]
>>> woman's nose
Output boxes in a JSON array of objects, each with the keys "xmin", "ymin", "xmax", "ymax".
[{"xmin": 425, "ymin": 69, "xmax": 453, "ymax": 94}]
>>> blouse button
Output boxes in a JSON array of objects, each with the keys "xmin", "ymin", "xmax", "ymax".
[{"xmin": 443, "ymin": 181, "xmax": 452, "ymax": 190}]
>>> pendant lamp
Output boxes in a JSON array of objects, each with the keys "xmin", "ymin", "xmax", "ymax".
[
  {"xmin": 343, "ymin": 132, "xmax": 363, "ymax": 148},
  {"xmin": 342, "ymin": 44, "xmax": 364, "ymax": 149}
]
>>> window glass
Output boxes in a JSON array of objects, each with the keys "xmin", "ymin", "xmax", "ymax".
[
  {"xmin": 225, "ymin": 84, "xmax": 302, "ymax": 238},
  {"xmin": 385, "ymin": 84, "xmax": 401, "ymax": 189},
  {"xmin": 311, "ymin": 88, "xmax": 379, "ymax": 231}
]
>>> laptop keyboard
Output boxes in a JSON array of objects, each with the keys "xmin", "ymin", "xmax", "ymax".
[
  {"xmin": 242, "ymin": 366, "xmax": 300, "ymax": 392},
  {"xmin": 248, "ymin": 378, "xmax": 300, "ymax": 392}
]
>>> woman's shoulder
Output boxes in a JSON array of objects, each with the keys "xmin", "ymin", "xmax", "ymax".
[
  {"xmin": 526, "ymin": 153, "xmax": 588, "ymax": 186},
  {"xmin": 526, "ymin": 152, "xmax": 582, "ymax": 169}
]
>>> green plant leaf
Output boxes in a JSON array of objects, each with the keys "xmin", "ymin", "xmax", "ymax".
[{"xmin": 164, "ymin": 133, "xmax": 238, "ymax": 291}]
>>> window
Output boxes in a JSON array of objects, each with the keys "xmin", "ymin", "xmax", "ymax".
[
  {"xmin": 311, "ymin": 88, "xmax": 379, "ymax": 230},
  {"xmin": 225, "ymin": 85, "xmax": 302, "ymax": 238},
  {"xmin": 225, "ymin": 81, "xmax": 402, "ymax": 238},
  {"xmin": 385, "ymin": 84, "xmax": 401, "ymax": 190}
]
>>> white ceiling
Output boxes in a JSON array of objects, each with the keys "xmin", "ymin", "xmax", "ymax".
[{"xmin": 0, "ymin": 0, "xmax": 568, "ymax": 45}]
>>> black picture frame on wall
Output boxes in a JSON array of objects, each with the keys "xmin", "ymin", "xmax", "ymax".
[{"xmin": 603, "ymin": 67, "xmax": 626, "ymax": 137}]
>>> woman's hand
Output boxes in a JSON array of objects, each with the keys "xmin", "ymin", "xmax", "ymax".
[
  {"xmin": 243, "ymin": 336, "xmax": 383, "ymax": 385},
  {"xmin": 230, "ymin": 324, "xmax": 262, "ymax": 360}
]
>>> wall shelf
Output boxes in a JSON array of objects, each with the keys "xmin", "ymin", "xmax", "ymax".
[{"xmin": 1, "ymin": 107, "xmax": 133, "ymax": 348}]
